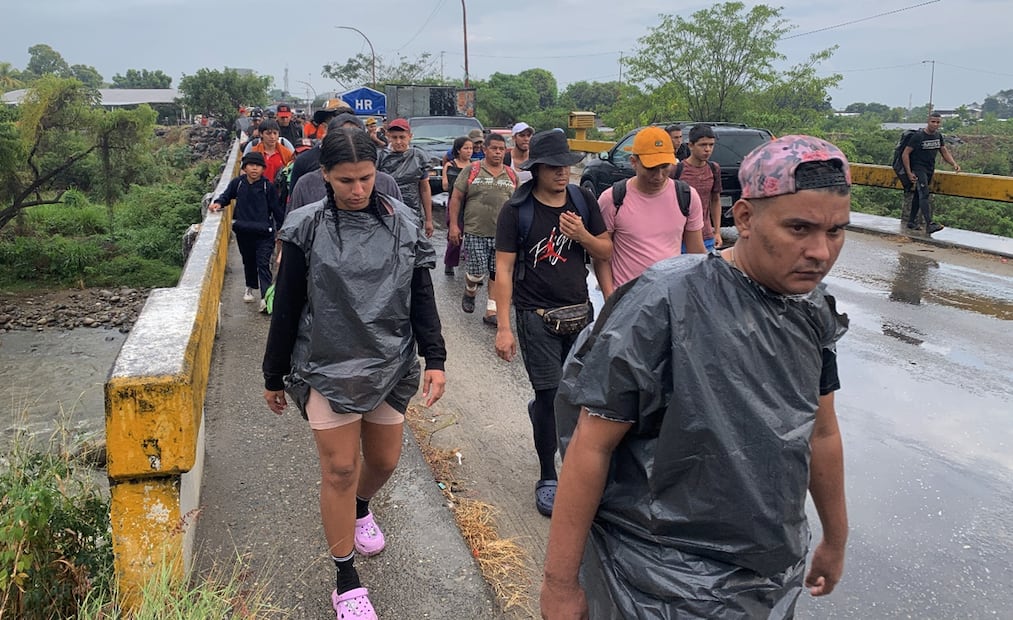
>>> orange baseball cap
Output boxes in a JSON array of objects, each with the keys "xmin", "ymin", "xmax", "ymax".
[{"xmin": 632, "ymin": 126, "xmax": 676, "ymax": 168}]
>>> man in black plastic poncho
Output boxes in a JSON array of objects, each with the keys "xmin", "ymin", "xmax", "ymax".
[{"xmin": 542, "ymin": 135, "xmax": 852, "ymax": 619}]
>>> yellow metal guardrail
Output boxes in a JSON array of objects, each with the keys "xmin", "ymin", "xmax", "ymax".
[
  {"xmin": 105, "ymin": 140, "xmax": 241, "ymax": 606},
  {"xmin": 566, "ymin": 128, "xmax": 1013, "ymax": 204}
]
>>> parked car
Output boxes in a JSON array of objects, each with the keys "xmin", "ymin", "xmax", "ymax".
[
  {"xmin": 579, "ymin": 122, "xmax": 774, "ymax": 227},
  {"xmin": 408, "ymin": 116, "xmax": 484, "ymax": 194}
]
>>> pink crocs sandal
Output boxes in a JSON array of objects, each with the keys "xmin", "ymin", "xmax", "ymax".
[
  {"xmin": 354, "ymin": 512, "xmax": 386, "ymax": 556},
  {"xmin": 331, "ymin": 588, "xmax": 377, "ymax": 620}
]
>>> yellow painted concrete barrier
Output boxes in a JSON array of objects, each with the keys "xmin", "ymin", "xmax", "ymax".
[{"xmin": 104, "ymin": 140, "xmax": 241, "ymax": 604}]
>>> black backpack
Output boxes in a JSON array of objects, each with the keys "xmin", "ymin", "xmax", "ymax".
[
  {"xmin": 610, "ymin": 178, "xmax": 691, "ymax": 217},
  {"xmin": 891, "ymin": 129, "xmax": 918, "ymax": 180}
]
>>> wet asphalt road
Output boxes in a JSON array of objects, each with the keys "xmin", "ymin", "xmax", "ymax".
[
  {"xmin": 1, "ymin": 223, "xmax": 1010, "ymax": 618},
  {"xmin": 797, "ymin": 237, "xmax": 1013, "ymax": 618},
  {"xmin": 427, "ymin": 226, "xmax": 1013, "ymax": 618}
]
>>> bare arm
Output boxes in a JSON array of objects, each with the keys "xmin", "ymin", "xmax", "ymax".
[
  {"xmin": 541, "ymin": 409, "xmax": 630, "ymax": 619},
  {"xmin": 493, "ymin": 250, "xmax": 518, "ymax": 362},
  {"xmin": 441, "ymin": 162, "xmax": 451, "ymax": 192},
  {"xmin": 591, "ymin": 242, "xmax": 615, "ymax": 299},
  {"xmin": 683, "ymin": 228, "xmax": 706, "ymax": 254},
  {"xmin": 901, "ymin": 146, "xmax": 915, "ymax": 180},
  {"xmin": 447, "ymin": 189, "xmax": 465, "ymax": 245},
  {"xmin": 939, "ymin": 146, "xmax": 960, "ymax": 172},
  {"xmin": 419, "ymin": 178, "xmax": 434, "ymax": 237},
  {"xmin": 805, "ymin": 391, "xmax": 848, "ymax": 597},
  {"xmin": 710, "ymin": 192, "xmax": 723, "ymax": 248}
]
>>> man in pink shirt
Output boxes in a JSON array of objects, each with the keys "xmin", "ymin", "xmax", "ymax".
[{"xmin": 593, "ymin": 126, "xmax": 707, "ymax": 299}]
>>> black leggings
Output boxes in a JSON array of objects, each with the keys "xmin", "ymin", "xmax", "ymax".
[{"xmin": 529, "ymin": 388, "xmax": 559, "ymax": 481}]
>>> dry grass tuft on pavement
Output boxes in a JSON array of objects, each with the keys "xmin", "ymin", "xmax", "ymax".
[{"xmin": 405, "ymin": 406, "xmax": 534, "ymax": 615}]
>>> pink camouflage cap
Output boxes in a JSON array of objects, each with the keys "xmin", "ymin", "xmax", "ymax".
[{"xmin": 739, "ymin": 134, "xmax": 851, "ymax": 199}]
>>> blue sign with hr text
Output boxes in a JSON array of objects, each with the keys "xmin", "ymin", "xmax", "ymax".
[{"xmin": 341, "ymin": 87, "xmax": 386, "ymax": 116}]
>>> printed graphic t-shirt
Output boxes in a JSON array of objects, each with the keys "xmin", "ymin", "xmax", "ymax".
[
  {"xmin": 496, "ymin": 187, "xmax": 607, "ymax": 310},
  {"xmin": 908, "ymin": 129, "xmax": 944, "ymax": 173}
]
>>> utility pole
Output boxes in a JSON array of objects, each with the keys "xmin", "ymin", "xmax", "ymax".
[
  {"xmin": 618, "ymin": 51, "xmax": 623, "ymax": 85},
  {"xmin": 440, "ymin": 51, "xmax": 445, "ymax": 83},
  {"xmin": 461, "ymin": 0, "xmax": 470, "ymax": 87},
  {"xmin": 922, "ymin": 59, "xmax": 936, "ymax": 113}
]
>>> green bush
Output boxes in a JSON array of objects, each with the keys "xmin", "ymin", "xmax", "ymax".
[
  {"xmin": 0, "ymin": 235, "xmax": 106, "ymax": 283},
  {"xmin": 90, "ymin": 255, "xmax": 181, "ymax": 288},
  {"xmin": 0, "ymin": 442, "xmax": 114, "ymax": 618},
  {"xmin": 24, "ymin": 192, "xmax": 110, "ymax": 237}
]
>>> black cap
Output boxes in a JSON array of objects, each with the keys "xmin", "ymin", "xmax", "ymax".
[{"xmin": 241, "ymin": 151, "xmax": 266, "ymax": 168}]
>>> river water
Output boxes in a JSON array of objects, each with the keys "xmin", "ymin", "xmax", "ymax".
[{"xmin": 0, "ymin": 328, "xmax": 125, "ymax": 454}]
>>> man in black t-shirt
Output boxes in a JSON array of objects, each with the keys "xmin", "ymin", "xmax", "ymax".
[
  {"xmin": 900, "ymin": 112, "xmax": 961, "ymax": 235},
  {"xmin": 493, "ymin": 130, "xmax": 612, "ymax": 518}
]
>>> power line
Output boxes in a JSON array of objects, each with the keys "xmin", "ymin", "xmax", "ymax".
[
  {"xmin": 935, "ymin": 62, "xmax": 1013, "ymax": 79},
  {"xmin": 397, "ymin": 0, "xmax": 448, "ymax": 52},
  {"xmin": 783, "ymin": 0, "xmax": 941, "ymax": 40},
  {"xmin": 443, "ymin": 50, "xmax": 621, "ymax": 60},
  {"xmin": 837, "ymin": 62, "xmax": 924, "ymax": 73}
]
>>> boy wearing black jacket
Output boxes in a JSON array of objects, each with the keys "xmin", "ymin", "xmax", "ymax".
[{"xmin": 210, "ymin": 151, "xmax": 285, "ymax": 312}]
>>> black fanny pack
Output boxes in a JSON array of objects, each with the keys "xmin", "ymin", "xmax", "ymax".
[{"xmin": 536, "ymin": 303, "xmax": 591, "ymax": 336}]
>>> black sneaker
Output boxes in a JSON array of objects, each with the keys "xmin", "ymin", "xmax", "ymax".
[
  {"xmin": 461, "ymin": 294, "xmax": 476, "ymax": 313},
  {"xmin": 482, "ymin": 314, "xmax": 498, "ymax": 327},
  {"xmin": 906, "ymin": 222, "xmax": 919, "ymax": 230},
  {"xmin": 444, "ymin": 266, "xmax": 454, "ymax": 276},
  {"xmin": 926, "ymin": 222, "xmax": 944, "ymax": 235}
]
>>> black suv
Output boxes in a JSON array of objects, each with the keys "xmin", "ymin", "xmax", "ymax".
[
  {"xmin": 408, "ymin": 116, "xmax": 484, "ymax": 195},
  {"xmin": 579, "ymin": 123, "xmax": 774, "ymax": 226}
]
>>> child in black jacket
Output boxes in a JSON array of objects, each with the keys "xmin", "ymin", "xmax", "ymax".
[{"xmin": 210, "ymin": 151, "xmax": 285, "ymax": 312}]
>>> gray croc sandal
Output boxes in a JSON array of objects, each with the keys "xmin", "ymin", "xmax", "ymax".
[{"xmin": 535, "ymin": 479, "xmax": 557, "ymax": 517}]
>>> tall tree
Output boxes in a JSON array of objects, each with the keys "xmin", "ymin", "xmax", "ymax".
[
  {"xmin": 741, "ymin": 48, "xmax": 840, "ymax": 133},
  {"xmin": 177, "ymin": 68, "xmax": 271, "ymax": 126},
  {"xmin": 0, "ymin": 62, "xmax": 23, "ymax": 92},
  {"xmin": 322, "ymin": 52, "xmax": 442, "ymax": 90},
  {"xmin": 625, "ymin": 2, "xmax": 836, "ymax": 122},
  {"xmin": 473, "ymin": 73, "xmax": 540, "ymax": 128},
  {"xmin": 982, "ymin": 89, "xmax": 1013, "ymax": 118},
  {"xmin": 0, "ymin": 76, "xmax": 156, "ymax": 232},
  {"xmin": 519, "ymin": 68, "xmax": 558, "ymax": 109},
  {"xmin": 560, "ymin": 81, "xmax": 623, "ymax": 115},
  {"xmin": 25, "ymin": 43, "xmax": 71, "ymax": 78},
  {"xmin": 111, "ymin": 69, "xmax": 172, "ymax": 89},
  {"xmin": 70, "ymin": 64, "xmax": 104, "ymax": 89}
]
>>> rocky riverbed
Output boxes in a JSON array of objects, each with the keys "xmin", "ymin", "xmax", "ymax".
[{"xmin": 0, "ymin": 287, "xmax": 149, "ymax": 333}]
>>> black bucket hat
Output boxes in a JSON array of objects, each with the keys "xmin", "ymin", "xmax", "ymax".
[{"xmin": 519, "ymin": 129, "xmax": 583, "ymax": 170}]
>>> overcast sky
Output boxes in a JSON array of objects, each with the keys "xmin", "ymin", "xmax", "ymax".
[{"xmin": 4, "ymin": 0, "xmax": 1011, "ymax": 111}]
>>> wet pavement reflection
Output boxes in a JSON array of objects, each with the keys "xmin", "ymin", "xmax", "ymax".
[{"xmin": 799, "ymin": 238, "xmax": 1012, "ymax": 618}]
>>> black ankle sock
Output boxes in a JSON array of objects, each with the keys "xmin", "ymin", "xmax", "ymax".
[
  {"xmin": 333, "ymin": 552, "xmax": 361, "ymax": 593},
  {"xmin": 355, "ymin": 496, "xmax": 370, "ymax": 520}
]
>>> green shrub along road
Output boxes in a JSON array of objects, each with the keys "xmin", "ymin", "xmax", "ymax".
[{"xmin": 0, "ymin": 147, "xmax": 220, "ymax": 291}]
